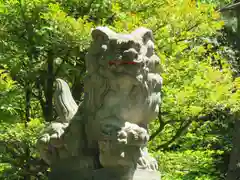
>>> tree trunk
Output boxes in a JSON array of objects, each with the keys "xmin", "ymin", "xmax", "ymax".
[
  {"xmin": 226, "ymin": 2, "xmax": 240, "ymax": 179},
  {"xmin": 226, "ymin": 118, "xmax": 240, "ymax": 180},
  {"xmin": 23, "ymin": 84, "xmax": 31, "ymax": 180},
  {"xmin": 45, "ymin": 51, "xmax": 54, "ymax": 122}
]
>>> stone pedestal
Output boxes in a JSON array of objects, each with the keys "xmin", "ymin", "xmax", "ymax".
[
  {"xmin": 49, "ymin": 167, "xmax": 161, "ymax": 180},
  {"xmin": 132, "ymin": 169, "xmax": 160, "ymax": 180}
]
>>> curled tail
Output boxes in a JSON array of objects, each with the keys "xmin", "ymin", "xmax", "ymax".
[{"xmin": 54, "ymin": 78, "xmax": 78, "ymax": 122}]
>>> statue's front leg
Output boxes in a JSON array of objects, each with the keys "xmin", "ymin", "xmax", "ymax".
[
  {"xmin": 98, "ymin": 121, "xmax": 149, "ymax": 169},
  {"xmin": 37, "ymin": 121, "xmax": 69, "ymax": 165},
  {"xmin": 136, "ymin": 124, "xmax": 158, "ymax": 171}
]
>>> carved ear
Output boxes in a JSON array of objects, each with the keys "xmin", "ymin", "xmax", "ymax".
[
  {"xmin": 131, "ymin": 27, "xmax": 154, "ymax": 44},
  {"xmin": 91, "ymin": 26, "xmax": 117, "ymax": 42}
]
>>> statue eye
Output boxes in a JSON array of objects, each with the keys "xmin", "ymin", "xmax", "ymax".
[
  {"xmin": 120, "ymin": 45, "xmax": 129, "ymax": 52},
  {"xmin": 134, "ymin": 43, "xmax": 141, "ymax": 52}
]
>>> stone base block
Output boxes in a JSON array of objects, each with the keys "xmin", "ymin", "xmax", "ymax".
[{"xmin": 49, "ymin": 167, "xmax": 161, "ymax": 180}]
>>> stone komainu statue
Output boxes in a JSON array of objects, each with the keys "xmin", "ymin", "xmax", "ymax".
[{"xmin": 37, "ymin": 27, "xmax": 162, "ymax": 180}]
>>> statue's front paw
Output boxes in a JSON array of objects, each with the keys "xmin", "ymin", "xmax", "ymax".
[
  {"xmin": 40, "ymin": 122, "xmax": 68, "ymax": 147},
  {"xmin": 117, "ymin": 122, "xmax": 149, "ymax": 146},
  {"xmin": 137, "ymin": 155, "xmax": 158, "ymax": 171}
]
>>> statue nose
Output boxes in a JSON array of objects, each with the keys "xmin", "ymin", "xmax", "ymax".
[{"xmin": 122, "ymin": 48, "xmax": 138, "ymax": 61}]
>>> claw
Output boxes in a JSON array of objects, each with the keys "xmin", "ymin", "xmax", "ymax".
[{"xmin": 137, "ymin": 154, "xmax": 158, "ymax": 171}]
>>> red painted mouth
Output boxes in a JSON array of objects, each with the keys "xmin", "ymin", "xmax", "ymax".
[{"xmin": 109, "ymin": 61, "xmax": 137, "ymax": 65}]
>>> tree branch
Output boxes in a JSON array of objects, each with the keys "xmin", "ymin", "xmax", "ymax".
[
  {"xmin": 154, "ymin": 113, "xmax": 215, "ymax": 151},
  {"xmin": 150, "ymin": 107, "xmax": 165, "ymax": 141},
  {"xmin": 155, "ymin": 119, "xmax": 192, "ymax": 150},
  {"xmin": 218, "ymin": 2, "xmax": 240, "ymax": 12}
]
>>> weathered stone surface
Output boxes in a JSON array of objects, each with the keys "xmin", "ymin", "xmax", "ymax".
[
  {"xmin": 49, "ymin": 167, "xmax": 160, "ymax": 180},
  {"xmin": 37, "ymin": 26, "xmax": 162, "ymax": 180}
]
